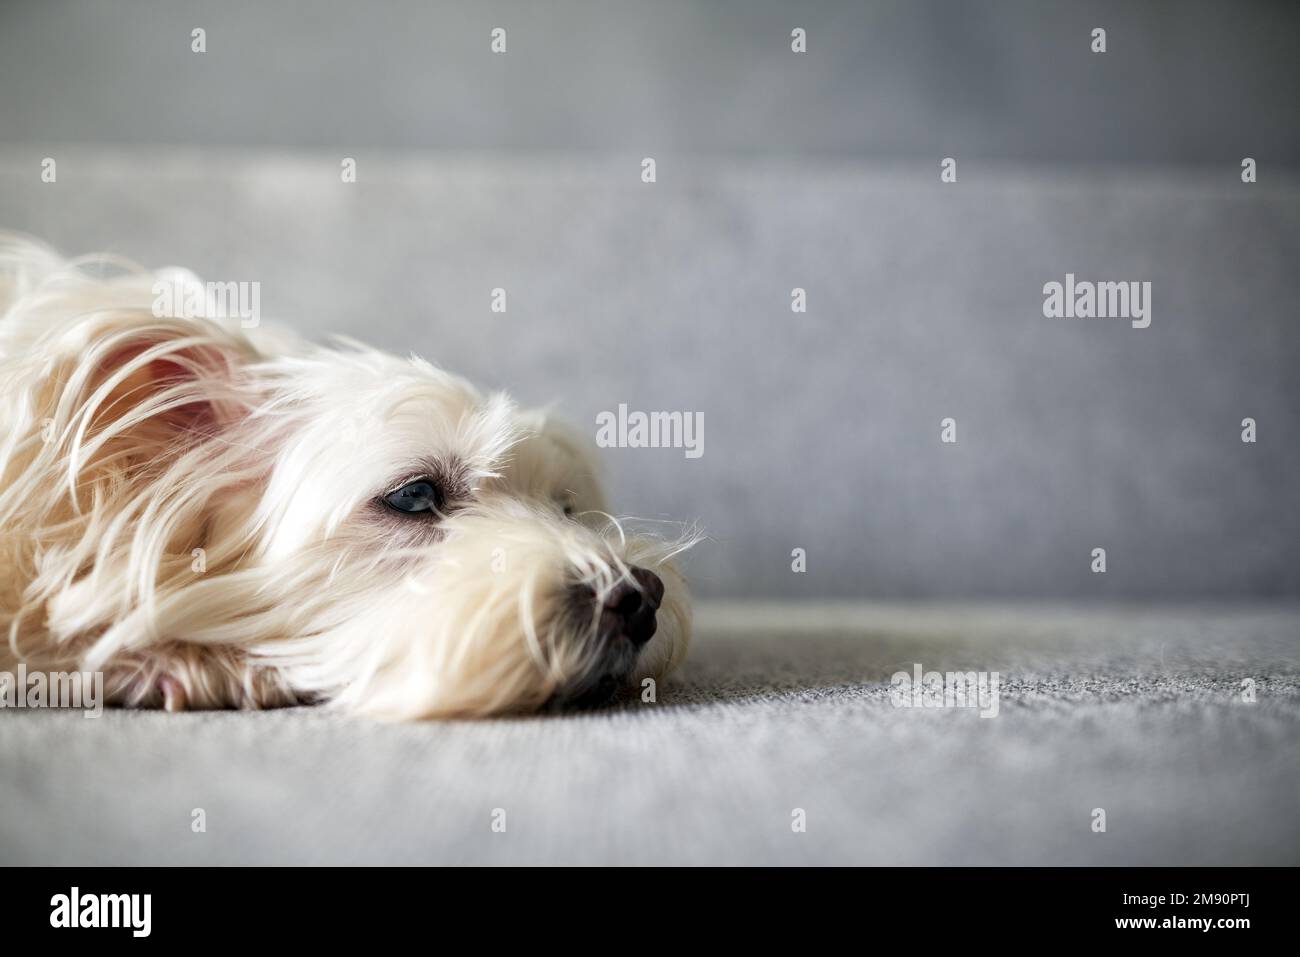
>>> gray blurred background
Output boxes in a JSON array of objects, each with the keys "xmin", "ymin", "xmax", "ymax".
[{"xmin": 2, "ymin": 0, "xmax": 1297, "ymax": 599}]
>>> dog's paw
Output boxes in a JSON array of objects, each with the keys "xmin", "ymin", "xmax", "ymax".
[
  {"xmin": 157, "ymin": 675, "xmax": 189, "ymax": 712},
  {"xmin": 103, "ymin": 664, "xmax": 190, "ymax": 711}
]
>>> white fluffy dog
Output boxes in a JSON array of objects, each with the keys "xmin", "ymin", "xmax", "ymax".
[{"xmin": 0, "ymin": 234, "xmax": 694, "ymax": 719}]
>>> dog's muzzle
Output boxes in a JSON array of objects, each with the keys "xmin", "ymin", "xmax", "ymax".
[{"xmin": 555, "ymin": 565, "xmax": 664, "ymax": 708}]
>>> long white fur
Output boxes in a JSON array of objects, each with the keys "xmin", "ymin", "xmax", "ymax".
[{"xmin": 0, "ymin": 233, "xmax": 695, "ymax": 719}]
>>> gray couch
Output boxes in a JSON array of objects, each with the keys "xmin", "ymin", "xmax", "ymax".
[{"xmin": 1, "ymin": 0, "xmax": 1296, "ymax": 866}]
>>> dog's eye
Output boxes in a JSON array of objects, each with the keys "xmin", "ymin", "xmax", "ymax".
[{"xmin": 384, "ymin": 479, "xmax": 443, "ymax": 515}]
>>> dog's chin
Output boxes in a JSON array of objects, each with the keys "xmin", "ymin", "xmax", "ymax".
[
  {"xmin": 547, "ymin": 645, "xmax": 644, "ymax": 711},
  {"xmin": 547, "ymin": 672, "xmax": 628, "ymax": 711}
]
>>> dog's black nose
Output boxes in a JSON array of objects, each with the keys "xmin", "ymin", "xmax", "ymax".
[{"xmin": 597, "ymin": 566, "xmax": 664, "ymax": 646}]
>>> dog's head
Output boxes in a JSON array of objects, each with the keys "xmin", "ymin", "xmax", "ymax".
[{"xmin": 0, "ymin": 245, "xmax": 694, "ymax": 718}]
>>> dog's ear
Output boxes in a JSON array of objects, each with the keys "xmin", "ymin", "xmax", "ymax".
[
  {"xmin": 43, "ymin": 310, "xmax": 264, "ymax": 467},
  {"xmin": 88, "ymin": 316, "xmax": 259, "ymax": 435},
  {"xmin": 507, "ymin": 408, "xmax": 609, "ymax": 513}
]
